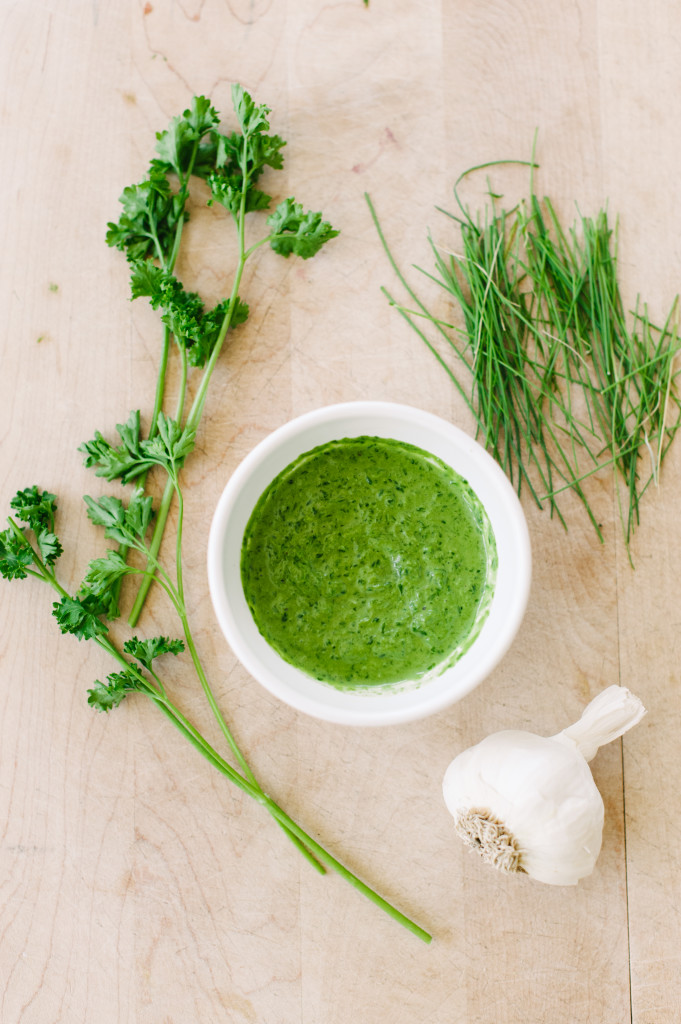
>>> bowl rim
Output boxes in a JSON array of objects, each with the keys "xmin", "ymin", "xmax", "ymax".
[{"xmin": 207, "ymin": 400, "xmax": 532, "ymax": 726}]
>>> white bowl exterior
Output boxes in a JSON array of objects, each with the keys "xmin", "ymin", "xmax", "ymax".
[{"xmin": 207, "ymin": 402, "xmax": 531, "ymax": 726}]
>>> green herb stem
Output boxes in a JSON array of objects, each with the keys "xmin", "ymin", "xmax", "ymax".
[
  {"xmin": 260, "ymin": 796, "xmax": 432, "ymax": 943},
  {"xmin": 151, "ymin": 693, "xmax": 431, "ymax": 941},
  {"xmin": 185, "ymin": 257, "xmax": 246, "ymax": 436},
  {"xmin": 127, "ymin": 471, "xmax": 325, "ymax": 874},
  {"xmin": 92, "ymin": 603, "xmax": 429, "ymax": 938},
  {"xmin": 127, "ymin": 222, "xmax": 248, "ymax": 628},
  {"xmin": 103, "ymin": 635, "xmax": 431, "ymax": 943},
  {"xmin": 151, "ymin": 323, "xmax": 174, "ymax": 437}
]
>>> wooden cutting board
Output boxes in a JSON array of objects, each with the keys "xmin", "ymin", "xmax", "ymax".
[{"xmin": 1, "ymin": 1, "xmax": 680, "ymax": 1021}]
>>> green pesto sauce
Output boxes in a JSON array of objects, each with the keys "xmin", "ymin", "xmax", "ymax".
[{"xmin": 240, "ymin": 436, "xmax": 496, "ymax": 690}]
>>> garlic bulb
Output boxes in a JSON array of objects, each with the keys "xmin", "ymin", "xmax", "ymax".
[{"xmin": 442, "ymin": 685, "xmax": 646, "ymax": 885}]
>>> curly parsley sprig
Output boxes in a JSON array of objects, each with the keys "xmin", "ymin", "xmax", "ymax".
[
  {"xmin": 3, "ymin": 91, "xmax": 431, "ymax": 942},
  {"xmin": 1, "ymin": 487, "xmax": 431, "ymax": 942},
  {"xmin": 88, "ymin": 86, "xmax": 338, "ymax": 626}
]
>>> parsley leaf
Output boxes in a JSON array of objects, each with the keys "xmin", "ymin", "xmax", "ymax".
[
  {"xmin": 87, "ymin": 670, "xmax": 140, "ymax": 712},
  {"xmin": 80, "ymin": 549, "xmax": 132, "ymax": 608},
  {"xmin": 10, "ymin": 486, "xmax": 58, "ymax": 535},
  {"xmin": 208, "ymin": 172, "xmax": 272, "ymax": 217},
  {"xmin": 128, "ymin": 260, "xmax": 249, "ymax": 367},
  {"xmin": 5, "ymin": 488, "xmax": 62, "ymax": 568},
  {"xmin": 83, "ymin": 489, "xmax": 154, "ymax": 547},
  {"xmin": 52, "ymin": 594, "xmax": 109, "ymax": 640},
  {"xmin": 154, "ymin": 96, "xmax": 220, "ymax": 181},
  {"xmin": 231, "ymin": 84, "xmax": 271, "ymax": 137},
  {"xmin": 207, "ymin": 134, "xmax": 284, "ymax": 215},
  {"xmin": 83, "ymin": 494, "xmax": 130, "ymax": 544},
  {"xmin": 37, "ymin": 531, "xmax": 64, "ymax": 566},
  {"xmin": 183, "ymin": 298, "xmax": 238, "ymax": 368},
  {"xmin": 141, "ymin": 414, "xmax": 195, "ymax": 474},
  {"xmin": 79, "ymin": 410, "xmax": 149, "ymax": 484},
  {"xmin": 124, "ymin": 488, "xmax": 155, "ymax": 543},
  {"xmin": 108, "ymin": 99, "xmax": 220, "ymax": 265},
  {"xmin": 267, "ymin": 199, "xmax": 340, "ymax": 259},
  {"xmin": 129, "ymin": 259, "xmax": 168, "ymax": 302},
  {"xmin": 106, "ymin": 168, "xmax": 181, "ymax": 263},
  {"xmin": 81, "ymin": 412, "xmax": 197, "ymax": 503},
  {"xmin": 123, "ymin": 635, "xmax": 185, "ymax": 670},
  {"xmin": 0, "ymin": 527, "xmax": 34, "ymax": 579},
  {"xmin": 206, "ymin": 86, "xmax": 287, "ymax": 218}
]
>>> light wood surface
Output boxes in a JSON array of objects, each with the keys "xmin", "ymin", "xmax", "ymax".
[{"xmin": 2, "ymin": 2, "xmax": 680, "ymax": 1022}]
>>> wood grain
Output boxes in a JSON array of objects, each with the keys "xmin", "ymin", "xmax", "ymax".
[{"xmin": 1, "ymin": 1, "xmax": 680, "ymax": 1021}]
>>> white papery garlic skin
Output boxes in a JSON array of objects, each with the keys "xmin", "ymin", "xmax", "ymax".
[{"xmin": 443, "ymin": 685, "xmax": 646, "ymax": 886}]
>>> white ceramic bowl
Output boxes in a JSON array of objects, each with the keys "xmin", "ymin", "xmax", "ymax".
[{"xmin": 207, "ymin": 402, "xmax": 531, "ymax": 726}]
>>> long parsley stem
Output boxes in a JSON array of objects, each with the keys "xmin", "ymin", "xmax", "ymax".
[
  {"xmin": 260, "ymin": 796, "xmax": 432, "ymax": 943},
  {"xmin": 171, "ymin": 480, "xmax": 252, "ymax": 776},
  {"xmin": 175, "ymin": 343, "xmax": 188, "ymax": 424},
  {"xmin": 6, "ymin": 541, "xmax": 348, "ymax": 910},
  {"xmin": 90, "ymin": 629, "xmax": 427, "ymax": 938},
  {"xmin": 128, "ymin": 234, "xmax": 249, "ymax": 628},
  {"xmin": 131, "ymin": 474, "xmax": 325, "ymax": 873},
  {"xmin": 150, "ymin": 324, "xmax": 173, "ymax": 438},
  {"xmin": 113, "ymin": 321, "xmax": 174, "ymax": 603},
  {"xmin": 151, "ymin": 693, "xmax": 431, "ymax": 940},
  {"xmin": 127, "ymin": 477, "xmax": 174, "ymax": 626},
  {"xmin": 144, "ymin": 682, "xmax": 431, "ymax": 940}
]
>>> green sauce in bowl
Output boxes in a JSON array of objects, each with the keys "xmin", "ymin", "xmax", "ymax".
[{"xmin": 240, "ymin": 436, "xmax": 497, "ymax": 690}]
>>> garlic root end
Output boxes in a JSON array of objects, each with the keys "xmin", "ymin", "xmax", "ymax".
[{"xmin": 454, "ymin": 808, "xmax": 526, "ymax": 874}]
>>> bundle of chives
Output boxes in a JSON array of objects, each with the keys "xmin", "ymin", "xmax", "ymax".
[{"xmin": 366, "ymin": 165, "xmax": 681, "ymax": 557}]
